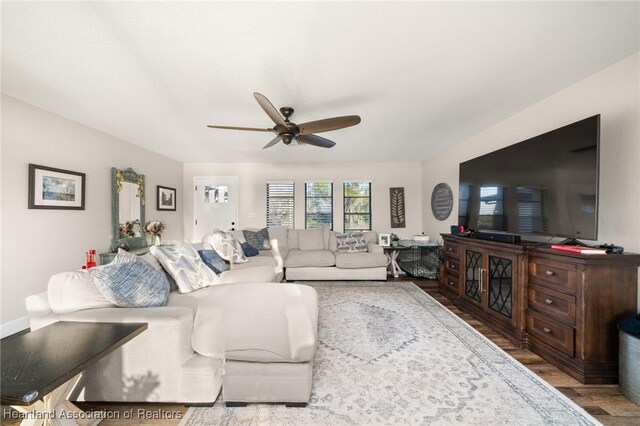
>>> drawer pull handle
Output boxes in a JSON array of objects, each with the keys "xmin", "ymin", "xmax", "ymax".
[
  {"xmin": 545, "ymin": 270, "xmax": 555, "ymax": 276},
  {"xmin": 544, "ymin": 299, "xmax": 554, "ymax": 305},
  {"xmin": 450, "ymin": 264, "xmax": 456, "ymax": 269},
  {"xmin": 448, "ymin": 247, "xmax": 454, "ymax": 252},
  {"xmin": 543, "ymin": 327, "xmax": 552, "ymax": 334}
]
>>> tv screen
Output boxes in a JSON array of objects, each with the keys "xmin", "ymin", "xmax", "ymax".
[{"xmin": 458, "ymin": 115, "xmax": 600, "ymax": 240}]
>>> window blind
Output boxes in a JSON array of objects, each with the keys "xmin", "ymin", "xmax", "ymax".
[{"xmin": 266, "ymin": 182, "xmax": 294, "ymax": 228}]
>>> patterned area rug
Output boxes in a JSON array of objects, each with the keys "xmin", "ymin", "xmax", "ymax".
[{"xmin": 180, "ymin": 282, "xmax": 598, "ymax": 425}]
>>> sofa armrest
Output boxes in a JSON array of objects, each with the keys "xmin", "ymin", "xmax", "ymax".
[
  {"xmin": 368, "ymin": 243, "xmax": 384, "ymax": 254},
  {"xmin": 31, "ymin": 306, "xmax": 196, "ymax": 365},
  {"xmin": 25, "ymin": 292, "xmax": 52, "ymax": 317},
  {"xmin": 31, "ymin": 306, "xmax": 198, "ymax": 402}
]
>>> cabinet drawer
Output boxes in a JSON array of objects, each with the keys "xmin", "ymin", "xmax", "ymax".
[
  {"xmin": 528, "ymin": 285, "xmax": 576, "ymax": 325},
  {"xmin": 526, "ymin": 311, "xmax": 575, "ymax": 357},
  {"xmin": 444, "ymin": 257, "xmax": 460, "ymax": 275},
  {"xmin": 443, "ymin": 241, "xmax": 459, "ymax": 258},
  {"xmin": 529, "ymin": 258, "xmax": 577, "ymax": 294},
  {"xmin": 444, "ymin": 273, "xmax": 459, "ymax": 290}
]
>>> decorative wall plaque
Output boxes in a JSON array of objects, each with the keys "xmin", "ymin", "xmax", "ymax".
[{"xmin": 431, "ymin": 183, "xmax": 453, "ymax": 221}]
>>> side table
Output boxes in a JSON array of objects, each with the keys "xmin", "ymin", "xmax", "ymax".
[
  {"xmin": 383, "ymin": 246, "xmax": 409, "ymax": 278},
  {"xmin": 2, "ymin": 321, "xmax": 147, "ymax": 425}
]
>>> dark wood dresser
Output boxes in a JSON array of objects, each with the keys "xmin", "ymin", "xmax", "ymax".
[{"xmin": 441, "ymin": 234, "xmax": 640, "ymax": 384}]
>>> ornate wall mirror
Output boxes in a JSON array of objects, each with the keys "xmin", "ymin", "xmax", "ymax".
[{"xmin": 111, "ymin": 167, "xmax": 146, "ymax": 251}]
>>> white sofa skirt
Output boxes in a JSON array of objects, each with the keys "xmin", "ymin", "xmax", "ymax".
[{"xmin": 285, "ymin": 266, "xmax": 387, "ymax": 281}]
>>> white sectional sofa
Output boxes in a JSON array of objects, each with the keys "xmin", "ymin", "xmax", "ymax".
[
  {"xmin": 226, "ymin": 227, "xmax": 389, "ymax": 281},
  {"xmin": 22, "ymin": 227, "xmax": 386, "ymax": 405},
  {"xmin": 26, "ymin": 281, "xmax": 318, "ymax": 405}
]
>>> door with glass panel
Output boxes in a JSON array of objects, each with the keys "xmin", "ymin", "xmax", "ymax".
[{"xmin": 193, "ymin": 177, "xmax": 238, "ymax": 241}]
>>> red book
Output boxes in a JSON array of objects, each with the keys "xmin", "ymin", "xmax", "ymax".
[{"xmin": 550, "ymin": 244, "xmax": 607, "ymax": 255}]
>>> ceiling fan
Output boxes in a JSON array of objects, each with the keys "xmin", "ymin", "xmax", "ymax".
[{"xmin": 207, "ymin": 92, "xmax": 361, "ymax": 149}]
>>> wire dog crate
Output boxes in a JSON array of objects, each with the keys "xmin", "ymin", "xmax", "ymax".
[{"xmin": 396, "ymin": 242, "xmax": 443, "ymax": 279}]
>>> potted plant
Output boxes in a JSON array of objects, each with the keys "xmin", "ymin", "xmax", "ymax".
[
  {"xmin": 390, "ymin": 233, "xmax": 401, "ymax": 247},
  {"xmin": 145, "ymin": 220, "xmax": 166, "ymax": 246}
]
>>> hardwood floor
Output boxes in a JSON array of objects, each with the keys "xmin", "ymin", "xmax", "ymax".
[
  {"xmin": 3, "ymin": 278, "xmax": 638, "ymax": 425},
  {"xmin": 406, "ymin": 277, "xmax": 640, "ymax": 425}
]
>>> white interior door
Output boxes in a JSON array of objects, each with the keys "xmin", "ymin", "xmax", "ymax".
[{"xmin": 193, "ymin": 177, "xmax": 238, "ymax": 241}]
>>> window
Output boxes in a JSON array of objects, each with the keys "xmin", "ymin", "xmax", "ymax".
[
  {"xmin": 517, "ymin": 186, "xmax": 547, "ymax": 234},
  {"xmin": 266, "ymin": 182, "xmax": 294, "ymax": 228},
  {"xmin": 478, "ymin": 185, "xmax": 506, "ymax": 231},
  {"xmin": 343, "ymin": 181, "xmax": 371, "ymax": 232},
  {"xmin": 305, "ymin": 182, "xmax": 333, "ymax": 229}
]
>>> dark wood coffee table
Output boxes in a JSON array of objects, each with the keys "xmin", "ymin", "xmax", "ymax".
[{"xmin": 1, "ymin": 321, "xmax": 147, "ymax": 425}]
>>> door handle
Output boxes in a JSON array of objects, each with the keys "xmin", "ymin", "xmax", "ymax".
[{"xmin": 478, "ymin": 267, "xmax": 483, "ymax": 293}]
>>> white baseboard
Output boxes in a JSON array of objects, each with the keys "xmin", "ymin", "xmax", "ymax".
[{"xmin": 1, "ymin": 316, "xmax": 30, "ymax": 338}]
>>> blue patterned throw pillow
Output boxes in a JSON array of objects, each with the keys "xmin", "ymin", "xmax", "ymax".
[
  {"xmin": 91, "ymin": 251, "xmax": 170, "ymax": 308},
  {"xmin": 198, "ymin": 249, "xmax": 230, "ymax": 274},
  {"xmin": 241, "ymin": 242, "xmax": 259, "ymax": 257}
]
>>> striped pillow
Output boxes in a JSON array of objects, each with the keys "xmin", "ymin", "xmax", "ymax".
[{"xmin": 91, "ymin": 250, "xmax": 170, "ymax": 307}]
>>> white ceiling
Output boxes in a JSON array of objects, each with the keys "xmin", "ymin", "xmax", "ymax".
[{"xmin": 2, "ymin": 1, "xmax": 638, "ymax": 163}]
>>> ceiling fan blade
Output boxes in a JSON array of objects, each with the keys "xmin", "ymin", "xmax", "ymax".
[
  {"xmin": 296, "ymin": 134, "xmax": 336, "ymax": 148},
  {"xmin": 263, "ymin": 135, "xmax": 282, "ymax": 149},
  {"xmin": 298, "ymin": 115, "xmax": 361, "ymax": 134},
  {"xmin": 207, "ymin": 125, "xmax": 273, "ymax": 132},
  {"xmin": 253, "ymin": 92, "xmax": 287, "ymax": 127}
]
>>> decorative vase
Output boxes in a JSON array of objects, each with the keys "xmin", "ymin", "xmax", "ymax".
[{"xmin": 153, "ymin": 235, "xmax": 161, "ymax": 246}]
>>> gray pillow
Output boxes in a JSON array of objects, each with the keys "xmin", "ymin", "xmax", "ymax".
[
  {"xmin": 243, "ymin": 228, "xmax": 272, "ymax": 251},
  {"xmin": 91, "ymin": 251, "xmax": 170, "ymax": 307},
  {"xmin": 336, "ymin": 232, "xmax": 368, "ymax": 253}
]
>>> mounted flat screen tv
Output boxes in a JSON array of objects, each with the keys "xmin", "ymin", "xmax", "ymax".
[{"xmin": 458, "ymin": 115, "xmax": 600, "ymax": 240}]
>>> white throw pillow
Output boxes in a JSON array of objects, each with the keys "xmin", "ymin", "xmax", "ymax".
[
  {"xmin": 202, "ymin": 229, "xmax": 248, "ymax": 263},
  {"xmin": 150, "ymin": 242, "xmax": 220, "ymax": 293},
  {"xmin": 48, "ymin": 269, "xmax": 115, "ymax": 314}
]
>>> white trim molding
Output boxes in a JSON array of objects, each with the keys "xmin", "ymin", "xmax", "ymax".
[{"xmin": 1, "ymin": 316, "xmax": 30, "ymax": 338}]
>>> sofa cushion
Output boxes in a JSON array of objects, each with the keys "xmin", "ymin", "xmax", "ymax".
[
  {"xmin": 298, "ymin": 229, "xmax": 325, "ymax": 250},
  {"xmin": 198, "ymin": 249, "xmax": 230, "ymax": 274},
  {"xmin": 91, "ymin": 251, "xmax": 170, "ymax": 308},
  {"xmin": 218, "ymin": 266, "xmax": 277, "ymax": 284},
  {"xmin": 203, "ymin": 229, "xmax": 248, "ymax": 264},
  {"xmin": 335, "ymin": 232, "xmax": 368, "ymax": 252},
  {"xmin": 48, "ymin": 269, "xmax": 115, "ymax": 314},
  {"xmin": 285, "ymin": 249, "xmax": 335, "ymax": 268},
  {"xmin": 151, "ymin": 242, "xmax": 220, "ymax": 293},
  {"xmin": 267, "ymin": 226, "xmax": 289, "ymax": 251},
  {"xmin": 243, "ymin": 228, "xmax": 272, "ymax": 251},
  {"xmin": 335, "ymin": 252, "xmax": 389, "ymax": 269},
  {"xmin": 190, "ymin": 283, "xmax": 318, "ymax": 363}
]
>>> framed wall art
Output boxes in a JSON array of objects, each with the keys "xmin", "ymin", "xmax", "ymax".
[
  {"xmin": 157, "ymin": 185, "xmax": 176, "ymax": 211},
  {"xmin": 28, "ymin": 164, "xmax": 85, "ymax": 210}
]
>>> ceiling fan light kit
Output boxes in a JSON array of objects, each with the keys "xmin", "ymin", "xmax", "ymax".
[{"xmin": 207, "ymin": 92, "xmax": 361, "ymax": 149}]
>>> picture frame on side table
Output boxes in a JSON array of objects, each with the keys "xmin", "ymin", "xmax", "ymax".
[
  {"xmin": 157, "ymin": 185, "xmax": 176, "ymax": 211},
  {"xmin": 379, "ymin": 233, "xmax": 391, "ymax": 247},
  {"xmin": 28, "ymin": 164, "xmax": 85, "ymax": 210}
]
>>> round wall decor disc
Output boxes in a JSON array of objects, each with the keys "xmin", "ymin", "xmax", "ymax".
[{"xmin": 431, "ymin": 183, "xmax": 453, "ymax": 221}]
